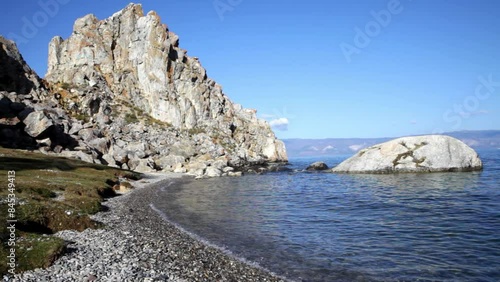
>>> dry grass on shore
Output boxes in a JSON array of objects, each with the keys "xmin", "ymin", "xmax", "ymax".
[{"xmin": 0, "ymin": 147, "xmax": 141, "ymax": 275}]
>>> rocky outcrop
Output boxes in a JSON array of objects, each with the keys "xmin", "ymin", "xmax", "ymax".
[
  {"xmin": 1, "ymin": 37, "xmax": 75, "ymax": 150},
  {"xmin": 44, "ymin": 4, "xmax": 286, "ymax": 166},
  {"xmin": 23, "ymin": 111, "xmax": 54, "ymax": 138},
  {"xmin": 306, "ymin": 162, "xmax": 329, "ymax": 171},
  {"xmin": 0, "ymin": 4, "xmax": 288, "ymax": 177},
  {"xmin": 332, "ymin": 135, "xmax": 483, "ymax": 173},
  {"xmin": 0, "ymin": 37, "xmax": 49, "ymax": 100}
]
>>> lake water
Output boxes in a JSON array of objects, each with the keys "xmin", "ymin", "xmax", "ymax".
[{"xmin": 151, "ymin": 150, "xmax": 500, "ymax": 281}]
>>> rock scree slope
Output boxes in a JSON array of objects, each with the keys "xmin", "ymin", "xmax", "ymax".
[
  {"xmin": 1, "ymin": 3, "xmax": 287, "ymax": 177},
  {"xmin": 332, "ymin": 135, "xmax": 483, "ymax": 173}
]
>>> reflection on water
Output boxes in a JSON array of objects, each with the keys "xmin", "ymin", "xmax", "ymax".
[
  {"xmin": 151, "ymin": 150, "xmax": 500, "ymax": 282},
  {"xmin": 345, "ymin": 171, "xmax": 481, "ymax": 190}
]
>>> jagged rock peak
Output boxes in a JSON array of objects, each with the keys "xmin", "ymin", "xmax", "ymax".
[
  {"xmin": 0, "ymin": 36, "xmax": 47, "ymax": 99},
  {"xmin": 46, "ymin": 2, "xmax": 208, "ymax": 129},
  {"xmin": 46, "ymin": 3, "xmax": 287, "ymax": 164}
]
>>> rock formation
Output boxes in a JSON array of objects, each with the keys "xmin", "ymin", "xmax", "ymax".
[
  {"xmin": 0, "ymin": 37, "xmax": 48, "ymax": 100},
  {"xmin": 306, "ymin": 161, "xmax": 329, "ymax": 171},
  {"xmin": 332, "ymin": 135, "xmax": 483, "ymax": 173},
  {"xmin": 1, "ymin": 36, "xmax": 74, "ymax": 150},
  {"xmin": 0, "ymin": 3, "xmax": 288, "ymax": 177}
]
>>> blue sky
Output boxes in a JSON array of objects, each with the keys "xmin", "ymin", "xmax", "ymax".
[{"xmin": 1, "ymin": 0, "xmax": 499, "ymax": 139}]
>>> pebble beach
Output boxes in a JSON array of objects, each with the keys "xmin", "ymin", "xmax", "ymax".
[{"xmin": 7, "ymin": 173, "xmax": 288, "ymax": 282}]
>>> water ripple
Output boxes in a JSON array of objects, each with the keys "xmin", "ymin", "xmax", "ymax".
[{"xmin": 152, "ymin": 150, "xmax": 500, "ymax": 282}]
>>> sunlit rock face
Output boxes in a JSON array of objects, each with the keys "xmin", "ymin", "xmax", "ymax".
[
  {"xmin": 0, "ymin": 3, "xmax": 287, "ymax": 176},
  {"xmin": 332, "ymin": 135, "xmax": 482, "ymax": 173},
  {"xmin": 44, "ymin": 3, "xmax": 287, "ymax": 171}
]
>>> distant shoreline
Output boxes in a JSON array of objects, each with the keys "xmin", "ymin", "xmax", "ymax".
[{"xmin": 283, "ymin": 130, "xmax": 500, "ymax": 158}]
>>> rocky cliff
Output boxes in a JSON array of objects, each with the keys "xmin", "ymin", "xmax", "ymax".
[
  {"xmin": 0, "ymin": 3, "xmax": 287, "ymax": 177},
  {"xmin": 0, "ymin": 37, "xmax": 47, "ymax": 99},
  {"xmin": 1, "ymin": 36, "xmax": 71, "ymax": 150}
]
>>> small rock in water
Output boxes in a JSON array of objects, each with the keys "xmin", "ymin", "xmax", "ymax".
[{"xmin": 306, "ymin": 161, "xmax": 329, "ymax": 171}]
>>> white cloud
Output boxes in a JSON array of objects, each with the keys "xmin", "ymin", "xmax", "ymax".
[
  {"xmin": 269, "ymin": 118, "xmax": 289, "ymax": 131},
  {"xmin": 322, "ymin": 145, "xmax": 335, "ymax": 152},
  {"xmin": 349, "ymin": 144, "xmax": 365, "ymax": 152}
]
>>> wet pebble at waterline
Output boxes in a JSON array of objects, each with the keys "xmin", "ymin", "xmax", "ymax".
[{"xmin": 9, "ymin": 177, "xmax": 288, "ymax": 282}]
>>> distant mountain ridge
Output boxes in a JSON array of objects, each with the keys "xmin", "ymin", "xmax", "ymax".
[{"xmin": 283, "ymin": 130, "xmax": 500, "ymax": 158}]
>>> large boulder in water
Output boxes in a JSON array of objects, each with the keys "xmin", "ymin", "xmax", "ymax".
[{"xmin": 332, "ymin": 135, "xmax": 482, "ymax": 173}]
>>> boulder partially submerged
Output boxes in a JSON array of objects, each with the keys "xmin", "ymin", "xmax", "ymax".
[
  {"xmin": 306, "ymin": 161, "xmax": 329, "ymax": 171},
  {"xmin": 332, "ymin": 135, "xmax": 483, "ymax": 173}
]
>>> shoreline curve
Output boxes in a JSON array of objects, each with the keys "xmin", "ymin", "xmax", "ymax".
[{"xmin": 11, "ymin": 173, "xmax": 289, "ymax": 282}]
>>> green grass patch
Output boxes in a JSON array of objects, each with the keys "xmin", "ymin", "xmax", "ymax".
[
  {"xmin": 188, "ymin": 127, "xmax": 206, "ymax": 135},
  {"xmin": 72, "ymin": 112, "xmax": 90, "ymax": 123},
  {"xmin": 124, "ymin": 112, "xmax": 139, "ymax": 123},
  {"xmin": 0, "ymin": 147, "xmax": 142, "ymax": 275},
  {"xmin": 60, "ymin": 82, "xmax": 71, "ymax": 90},
  {"xmin": 15, "ymin": 233, "xmax": 65, "ymax": 273},
  {"xmin": 1, "ymin": 232, "xmax": 65, "ymax": 274}
]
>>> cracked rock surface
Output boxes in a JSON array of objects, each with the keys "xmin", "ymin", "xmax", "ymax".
[
  {"xmin": 332, "ymin": 135, "xmax": 483, "ymax": 173},
  {"xmin": 1, "ymin": 3, "xmax": 288, "ymax": 178}
]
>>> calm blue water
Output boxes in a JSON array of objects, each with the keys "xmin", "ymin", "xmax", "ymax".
[{"xmin": 151, "ymin": 150, "xmax": 500, "ymax": 281}]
